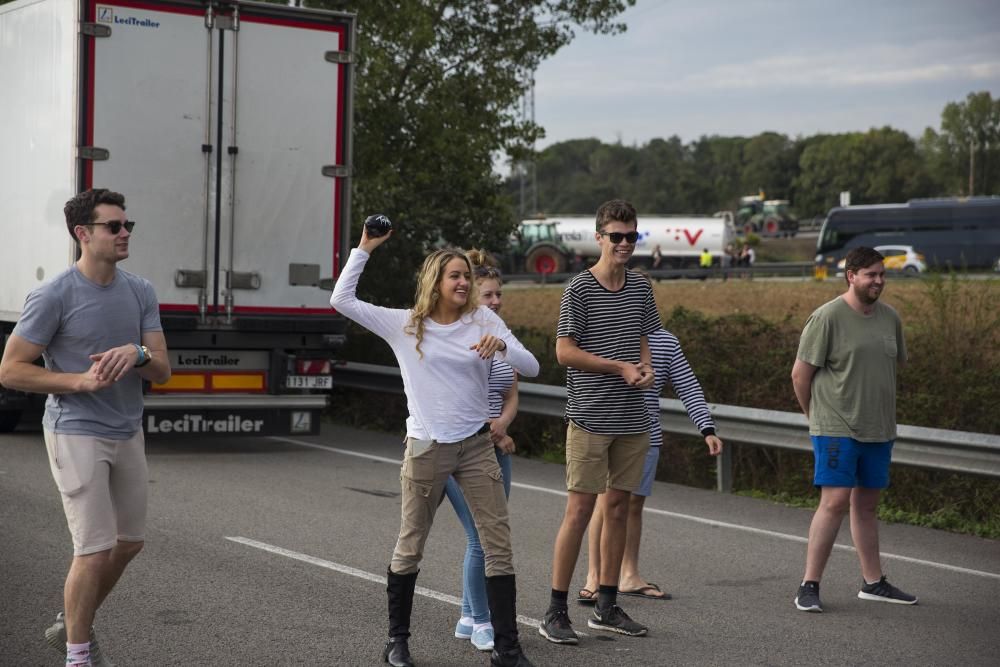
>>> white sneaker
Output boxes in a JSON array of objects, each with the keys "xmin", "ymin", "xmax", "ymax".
[{"xmin": 470, "ymin": 625, "xmax": 495, "ymax": 651}]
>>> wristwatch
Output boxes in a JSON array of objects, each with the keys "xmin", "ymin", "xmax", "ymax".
[{"xmin": 134, "ymin": 344, "xmax": 152, "ymax": 368}]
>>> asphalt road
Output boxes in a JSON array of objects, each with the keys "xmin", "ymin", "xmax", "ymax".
[{"xmin": 2, "ymin": 422, "xmax": 998, "ymax": 666}]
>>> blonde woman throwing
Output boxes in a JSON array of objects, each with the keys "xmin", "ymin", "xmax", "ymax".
[{"xmin": 331, "ymin": 228, "xmax": 539, "ymax": 667}]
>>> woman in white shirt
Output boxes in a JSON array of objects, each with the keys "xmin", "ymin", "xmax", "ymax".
[{"xmin": 331, "ymin": 228, "xmax": 539, "ymax": 667}]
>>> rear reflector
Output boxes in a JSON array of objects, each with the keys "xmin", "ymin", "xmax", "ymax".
[
  {"xmin": 150, "ymin": 371, "xmax": 265, "ymax": 393},
  {"xmin": 296, "ymin": 359, "xmax": 331, "ymax": 375},
  {"xmin": 152, "ymin": 373, "xmax": 207, "ymax": 392},
  {"xmin": 211, "ymin": 373, "xmax": 266, "ymax": 391}
]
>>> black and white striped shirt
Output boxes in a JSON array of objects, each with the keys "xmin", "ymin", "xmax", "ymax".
[
  {"xmin": 488, "ymin": 357, "xmax": 515, "ymax": 419},
  {"xmin": 645, "ymin": 329, "xmax": 715, "ymax": 447},
  {"xmin": 557, "ymin": 269, "xmax": 661, "ymax": 434}
]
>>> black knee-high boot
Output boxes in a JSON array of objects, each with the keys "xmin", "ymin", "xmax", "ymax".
[
  {"xmin": 383, "ymin": 568, "xmax": 418, "ymax": 667},
  {"xmin": 487, "ymin": 574, "xmax": 535, "ymax": 667}
]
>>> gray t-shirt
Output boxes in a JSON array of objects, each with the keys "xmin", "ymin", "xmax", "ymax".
[
  {"xmin": 796, "ymin": 296, "xmax": 906, "ymax": 441},
  {"xmin": 13, "ymin": 265, "xmax": 162, "ymax": 438}
]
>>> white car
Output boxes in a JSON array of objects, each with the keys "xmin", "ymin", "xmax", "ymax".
[{"xmin": 837, "ymin": 245, "xmax": 926, "ymax": 275}]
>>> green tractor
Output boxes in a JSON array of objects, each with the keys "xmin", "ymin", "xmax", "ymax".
[
  {"xmin": 504, "ymin": 220, "xmax": 573, "ymax": 275},
  {"xmin": 735, "ymin": 195, "xmax": 799, "ymax": 237}
]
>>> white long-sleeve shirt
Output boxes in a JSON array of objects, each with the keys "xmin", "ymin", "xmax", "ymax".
[{"xmin": 331, "ymin": 249, "xmax": 539, "ymax": 442}]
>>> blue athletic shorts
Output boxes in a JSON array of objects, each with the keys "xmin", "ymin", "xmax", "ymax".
[
  {"xmin": 632, "ymin": 445, "xmax": 661, "ymax": 497},
  {"xmin": 811, "ymin": 435, "xmax": 894, "ymax": 489}
]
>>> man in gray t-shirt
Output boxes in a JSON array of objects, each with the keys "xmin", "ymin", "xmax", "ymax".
[
  {"xmin": 789, "ymin": 246, "xmax": 916, "ymax": 614},
  {"xmin": 0, "ymin": 189, "xmax": 171, "ymax": 666}
]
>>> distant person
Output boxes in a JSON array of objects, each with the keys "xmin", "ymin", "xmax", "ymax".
[
  {"xmin": 722, "ymin": 243, "xmax": 734, "ymax": 282},
  {"xmin": 699, "ymin": 248, "xmax": 712, "ymax": 280},
  {"xmin": 445, "ymin": 250, "xmax": 519, "ymax": 652},
  {"xmin": 791, "ymin": 246, "xmax": 916, "ymax": 613},
  {"xmin": 651, "ymin": 244, "xmax": 662, "ymax": 270},
  {"xmin": 0, "ymin": 188, "xmax": 171, "ymax": 667},
  {"xmin": 331, "ymin": 228, "xmax": 540, "ymax": 667},
  {"xmin": 739, "ymin": 244, "xmax": 751, "ymax": 279},
  {"xmin": 539, "ymin": 199, "xmax": 658, "ymax": 646},
  {"xmin": 578, "ymin": 326, "xmax": 722, "ymax": 605}
]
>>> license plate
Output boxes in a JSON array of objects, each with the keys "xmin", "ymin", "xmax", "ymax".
[{"xmin": 286, "ymin": 375, "xmax": 332, "ymax": 389}]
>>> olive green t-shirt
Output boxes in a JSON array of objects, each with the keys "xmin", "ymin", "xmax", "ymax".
[{"xmin": 796, "ymin": 297, "xmax": 906, "ymax": 441}]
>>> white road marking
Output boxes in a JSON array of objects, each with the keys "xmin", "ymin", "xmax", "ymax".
[
  {"xmin": 269, "ymin": 436, "xmax": 1000, "ymax": 582},
  {"xmin": 225, "ymin": 536, "xmax": 545, "ymax": 629}
]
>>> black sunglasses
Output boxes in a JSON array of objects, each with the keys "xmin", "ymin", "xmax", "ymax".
[
  {"xmin": 89, "ymin": 220, "xmax": 135, "ymax": 234},
  {"xmin": 599, "ymin": 230, "xmax": 639, "ymax": 244}
]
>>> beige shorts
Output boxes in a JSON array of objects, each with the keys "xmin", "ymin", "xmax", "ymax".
[
  {"xmin": 43, "ymin": 429, "xmax": 148, "ymax": 556},
  {"xmin": 565, "ymin": 420, "xmax": 650, "ymax": 494}
]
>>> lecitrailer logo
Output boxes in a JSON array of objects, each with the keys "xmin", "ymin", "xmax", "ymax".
[{"xmin": 96, "ymin": 5, "xmax": 161, "ymax": 29}]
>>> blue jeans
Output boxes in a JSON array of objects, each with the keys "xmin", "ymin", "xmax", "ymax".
[{"xmin": 444, "ymin": 448, "xmax": 511, "ymax": 623}]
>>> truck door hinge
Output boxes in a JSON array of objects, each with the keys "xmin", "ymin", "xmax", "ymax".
[
  {"xmin": 206, "ymin": 5, "xmax": 239, "ymax": 30},
  {"xmin": 80, "ymin": 23, "xmax": 112, "ymax": 38},
  {"xmin": 321, "ymin": 165, "xmax": 351, "ymax": 178},
  {"xmin": 79, "ymin": 147, "xmax": 110, "ymax": 161},
  {"xmin": 325, "ymin": 50, "xmax": 352, "ymax": 64}
]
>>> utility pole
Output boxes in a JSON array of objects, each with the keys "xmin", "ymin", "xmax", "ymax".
[
  {"xmin": 969, "ymin": 140, "xmax": 975, "ymax": 196},
  {"xmin": 518, "ymin": 74, "xmax": 537, "ymax": 218}
]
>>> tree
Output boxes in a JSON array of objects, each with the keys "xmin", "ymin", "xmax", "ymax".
[
  {"xmin": 289, "ymin": 0, "xmax": 635, "ymax": 304},
  {"xmin": 793, "ymin": 128, "xmax": 933, "ymax": 217},
  {"xmin": 741, "ymin": 132, "xmax": 797, "ymax": 201},
  {"xmin": 921, "ymin": 91, "xmax": 1000, "ymax": 196}
]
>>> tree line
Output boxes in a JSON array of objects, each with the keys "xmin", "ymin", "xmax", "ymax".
[{"xmin": 514, "ymin": 91, "xmax": 1000, "ymax": 220}]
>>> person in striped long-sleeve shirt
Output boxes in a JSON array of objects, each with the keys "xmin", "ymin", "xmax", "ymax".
[{"xmin": 579, "ymin": 327, "xmax": 723, "ymax": 603}]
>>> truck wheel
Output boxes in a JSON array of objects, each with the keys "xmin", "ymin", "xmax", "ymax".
[
  {"xmin": 764, "ymin": 218, "xmax": 780, "ymax": 235},
  {"xmin": 0, "ymin": 410, "xmax": 22, "ymax": 433},
  {"xmin": 525, "ymin": 248, "xmax": 566, "ymax": 275},
  {"xmin": 743, "ymin": 223, "xmax": 756, "ymax": 235}
]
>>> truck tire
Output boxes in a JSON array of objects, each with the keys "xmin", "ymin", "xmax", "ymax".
[
  {"xmin": 0, "ymin": 410, "xmax": 22, "ymax": 433},
  {"xmin": 764, "ymin": 218, "xmax": 780, "ymax": 235},
  {"xmin": 743, "ymin": 223, "xmax": 757, "ymax": 235},
  {"xmin": 525, "ymin": 247, "xmax": 566, "ymax": 275}
]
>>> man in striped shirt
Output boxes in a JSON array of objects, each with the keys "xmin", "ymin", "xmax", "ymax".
[
  {"xmin": 580, "ymin": 327, "xmax": 723, "ymax": 603},
  {"xmin": 539, "ymin": 199, "xmax": 660, "ymax": 645}
]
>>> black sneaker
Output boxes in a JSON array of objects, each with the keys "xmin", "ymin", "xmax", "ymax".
[
  {"xmin": 858, "ymin": 576, "xmax": 917, "ymax": 605},
  {"xmin": 794, "ymin": 581, "xmax": 822, "ymax": 612},
  {"xmin": 588, "ymin": 604, "xmax": 647, "ymax": 637},
  {"xmin": 538, "ymin": 609, "xmax": 579, "ymax": 645}
]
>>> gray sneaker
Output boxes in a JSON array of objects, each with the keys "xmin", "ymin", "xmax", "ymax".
[
  {"xmin": 588, "ymin": 604, "xmax": 647, "ymax": 637},
  {"xmin": 794, "ymin": 581, "xmax": 823, "ymax": 612},
  {"xmin": 858, "ymin": 576, "xmax": 918, "ymax": 605},
  {"xmin": 44, "ymin": 612, "xmax": 115, "ymax": 666},
  {"xmin": 538, "ymin": 608, "xmax": 579, "ymax": 645}
]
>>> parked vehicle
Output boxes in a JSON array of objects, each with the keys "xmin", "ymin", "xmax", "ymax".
[
  {"xmin": 735, "ymin": 195, "xmax": 799, "ymax": 237},
  {"xmin": 815, "ymin": 197, "xmax": 1000, "ymax": 276},
  {"xmin": 836, "ymin": 245, "xmax": 926, "ymax": 275},
  {"xmin": 510, "ymin": 214, "xmax": 736, "ymax": 274},
  {"xmin": 0, "ymin": 0, "xmax": 356, "ymax": 434}
]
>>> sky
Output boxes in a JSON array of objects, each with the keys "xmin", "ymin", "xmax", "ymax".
[{"xmin": 531, "ymin": 0, "xmax": 1000, "ymax": 149}]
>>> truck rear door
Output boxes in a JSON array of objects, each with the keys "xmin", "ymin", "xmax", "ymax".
[{"xmin": 80, "ymin": 0, "xmax": 352, "ymax": 318}]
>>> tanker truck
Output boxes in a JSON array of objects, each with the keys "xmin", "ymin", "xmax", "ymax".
[{"xmin": 511, "ymin": 214, "xmax": 736, "ymax": 274}]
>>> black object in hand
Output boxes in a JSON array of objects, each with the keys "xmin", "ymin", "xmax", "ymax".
[{"xmin": 364, "ymin": 214, "xmax": 392, "ymax": 238}]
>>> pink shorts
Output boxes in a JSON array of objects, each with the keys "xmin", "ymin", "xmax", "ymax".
[{"xmin": 43, "ymin": 429, "xmax": 148, "ymax": 556}]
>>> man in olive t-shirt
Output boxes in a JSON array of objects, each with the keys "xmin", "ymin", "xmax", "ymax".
[{"xmin": 790, "ymin": 246, "xmax": 917, "ymax": 613}]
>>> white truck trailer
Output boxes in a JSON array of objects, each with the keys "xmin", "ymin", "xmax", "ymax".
[
  {"xmin": 0, "ymin": 0, "xmax": 355, "ymax": 435},
  {"xmin": 512, "ymin": 214, "xmax": 736, "ymax": 274}
]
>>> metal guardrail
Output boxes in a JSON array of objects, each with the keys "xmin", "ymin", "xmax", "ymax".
[
  {"xmin": 330, "ymin": 362, "xmax": 1000, "ymax": 491},
  {"xmin": 506, "ymin": 262, "xmax": 817, "ymax": 284}
]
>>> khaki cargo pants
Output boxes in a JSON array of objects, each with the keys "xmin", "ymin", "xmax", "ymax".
[{"xmin": 390, "ymin": 427, "xmax": 513, "ymax": 577}]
